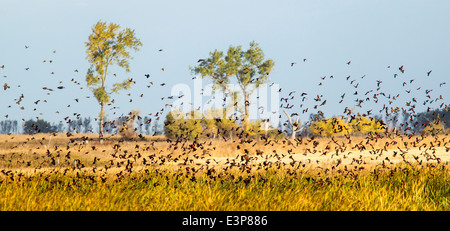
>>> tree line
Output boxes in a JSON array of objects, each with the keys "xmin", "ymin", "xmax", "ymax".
[
  {"xmin": 164, "ymin": 108, "xmax": 450, "ymax": 140},
  {"xmin": 1, "ymin": 108, "xmax": 447, "ymax": 138},
  {"xmin": 0, "ymin": 115, "xmax": 163, "ymax": 135}
]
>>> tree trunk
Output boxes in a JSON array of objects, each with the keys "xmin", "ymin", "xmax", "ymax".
[
  {"xmin": 99, "ymin": 102, "xmax": 105, "ymax": 144},
  {"xmin": 283, "ymin": 109, "xmax": 301, "ymax": 139},
  {"xmin": 243, "ymin": 93, "xmax": 249, "ymax": 130},
  {"xmin": 222, "ymin": 104, "xmax": 227, "ymax": 120}
]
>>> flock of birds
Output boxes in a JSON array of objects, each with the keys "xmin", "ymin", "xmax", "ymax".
[
  {"xmin": 1, "ymin": 46, "xmax": 173, "ymax": 124},
  {"xmin": 0, "ymin": 44, "xmax": 449, "ymax": 185}
]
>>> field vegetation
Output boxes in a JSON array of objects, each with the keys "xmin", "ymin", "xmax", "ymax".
[{"xmin": 0, "ymin": 132, "xmax": 448, "ymax": 211}]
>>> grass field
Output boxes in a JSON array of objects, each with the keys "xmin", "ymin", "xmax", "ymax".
[{"xmin": 0, "ymin": 133, "xmax": 449, "ymax": 211}]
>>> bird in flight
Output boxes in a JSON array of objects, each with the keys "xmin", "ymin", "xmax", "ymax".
[{"xmin": 427, "ymin": 70, "xmax": 432, "ymax": 76}]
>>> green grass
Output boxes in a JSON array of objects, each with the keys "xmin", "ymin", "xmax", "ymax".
[{"xmin": 0, "ymin": 164, "xmax": 448, "ymax": 211}]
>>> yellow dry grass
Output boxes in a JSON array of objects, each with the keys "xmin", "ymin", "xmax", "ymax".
[{"xmin": 0, "ymin": 133, "xmax": 449, "ymax": 211}]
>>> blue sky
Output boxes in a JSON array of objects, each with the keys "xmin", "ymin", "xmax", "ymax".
[{"xmin": 1, "ymin": 0, "xmax": 449, "ymax": 130}]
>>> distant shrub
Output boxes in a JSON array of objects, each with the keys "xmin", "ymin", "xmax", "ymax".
[
  {"xmin": 23, "ymin": 119, "xmax": 57, "ymax": 134},
  {"xmin": 216, "ymin": 118, "xmax": 240, "ymax": 138},
  {"xmin": 118, "ymin": 110, "xmax": 141, "ymax": 139},
  {"xmin": 349, "ymin": 116, "xmax": 385, "ymax": 135},
  {"xmin": 309, "ymin": 117, "xmax": 352, "ymax": 137},
  {"xmin": 309, "ymin": 116, "xmax": 387, "ymax": 137},
  {"xmin": 164, "ymin": 109, "xmax": 281, "ymax": 140},
  {"xmin": 421, "ymin": 117, "xmax": 446, "ymax": 135},
  {"xmin": 164, "ymin": 110, "xmax": 202, "ymax": 140}
]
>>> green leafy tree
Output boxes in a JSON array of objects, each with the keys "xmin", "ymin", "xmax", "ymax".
[
  {"xmin": 216, "ymin": 118, "xmax": 240, "ymax": 138},
  {"xmin": 245, "ymin": 120, "xmax": 264, "ymax": 138},
  {"xmin": 165, "ymin": 110, "xmax": 183, "ymax": 139},
  {"xmin": 85, "ymin": 21, "xmax": 142, "ymax": 142},
  {"xmin": 191, "ymin": 49, "xmax": 229, "ymax": 119},
  {"xmin": 165, "ymin": 110, "xmax": 203, "ymax": 140},
  {"xmin": 184, "ymin": 118, "xmax": 203, "ymax": 140},
  {"xmin": 191, "ymin": 41, "xmax": 274, "ymax": 128}
]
